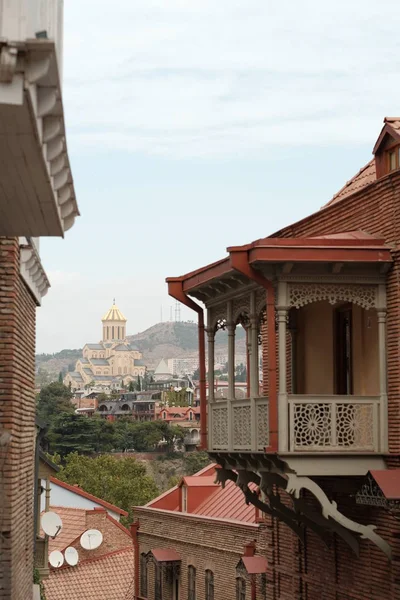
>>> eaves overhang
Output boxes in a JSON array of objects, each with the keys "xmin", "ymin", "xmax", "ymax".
[{"xmin": 0, "ymin": 39, "xmax": 79, "ymax": 236}]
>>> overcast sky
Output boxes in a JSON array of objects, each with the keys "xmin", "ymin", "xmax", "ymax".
[{"xmin": 36, "ymin": 0, "xmax": 400, "ymax": 353}]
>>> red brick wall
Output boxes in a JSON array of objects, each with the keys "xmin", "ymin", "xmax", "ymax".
[
  {"xmin": 135, "ymin": 507, "xmax": 262, "ymax": 600},
  {"xmin": 0, "ymin": 238, "xmax": 37, "ymax": 600}
]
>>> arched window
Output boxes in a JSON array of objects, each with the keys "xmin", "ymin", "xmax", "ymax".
[
  {"xmin": 93, "ymin": 353, "xmax": 97, "ymax": 358},
  {"xmin": 112, "ymin": 326, "xmax": 114, "ymax": 339},
  {"xmin": 205, "ymin": 570, "xmax": 214, "ymax": 600},
  {"xmin": 140, "ymin": 553, "xmax": 148, "ymax": 597},
  {"xmin": 118, "ymin": 367, "xmax": 122, "ymax": 375},
  {"xmin": 189, "ymin": 411, "xmax": 193, "ymax": 421},
  {"xmin": 236, "ymin": 577, "xmax": 245, "ymax": 600},
  {"xmin": 155, "ymin": 562, "xmax": 162, "ymax": 600},
  {"xmin": 188, "ymin": 565, "xmax": 196, "ymax": 600}
]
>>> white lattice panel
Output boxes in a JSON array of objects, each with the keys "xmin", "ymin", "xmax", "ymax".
[
  {"xmin": 256, "ymin": 400, "xmax": 269, "ymax": 450},
  {"xmin": 232, "ymin": 404, "xmax": 251, "ymax": 450},
  {"xmin": 211, "ymin": 404, "xmax": 228, "ymax": 450}
]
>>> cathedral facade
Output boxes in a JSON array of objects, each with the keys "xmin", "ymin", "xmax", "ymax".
[{"xmin": 64, "ymin": 302, "xmax": 146, "ymax": 390}]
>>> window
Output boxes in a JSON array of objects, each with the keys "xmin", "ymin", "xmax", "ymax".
[
  {"xmin": 236, "ymin": 577, "xmax": 246, "ymax": 600},
  {"xmin": 188, "ymin": 565, "xmax": 196, "ymax": 600},
  {"xmin": 182, "ymin": 485, "xmax": 188, "ymax": 512},
  {"xmin": 140, "ymin": 553, "xmax": 148, "ymax": 597},
  {"xmin": 189, "ymin": 412, "xmax": 193, "ymax": 421},
  {"xmin": 118, "ymin": 367, "xmax": 122, "ymax": 375},
  {"xmin": 155, "ymin": 562, "xmax": 162, "ymax": 600},
  {"xmin": 387, "ymin": 146, "xmax": 400, "ymax": 172},
  {"xmin": 205, "ymin": 570, "xmax": 214, "ymax": 600}
]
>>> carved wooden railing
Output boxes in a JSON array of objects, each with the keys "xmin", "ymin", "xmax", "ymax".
[
  {"xmin": 209, "ymin": 397, "xmax": 269, "ymax": 452},
  {"xmin": 288, "ymin": 395, "xmax": 380, "ymax": 452}
]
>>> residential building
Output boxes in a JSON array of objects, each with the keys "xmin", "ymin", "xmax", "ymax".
[
  {"xmin": 167, "ymin": 117, "xmax": 400, "ymax": 599},
  {"xmin": 157, "ymin": 405, "xmax": 201, "ymax": 449},
  {"xmin": 166, "ymin": 356, "xmax": 199, "ymax": 377},
  {"xmin": 42, "ymin": 506, "xmax": 134, "ymax": 600},
  {"xmin": 133, "ymin": 464, "xmax": 267, "ymax": 600},
  {"xmin": 64, "ymin": 302, "xmax": 146, "ymax": 391},
  {"xmin": 0, "ymin": 2, "xmax": 79, "ymax": 599},
  {"xmin": 40, "ymin": 477, "xmax": 128, "ymax": 523}
]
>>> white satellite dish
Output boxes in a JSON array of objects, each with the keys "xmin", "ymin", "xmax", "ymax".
[
  {"xmin": 64, "ymin": 547, "xmax": 79, "ymax": 566},
  {"xmin": 80, "ymin": 529, "xmax": 103, "ymax": 550},
  {"xmin": 42, "ymin": 512, "xmax": 63, "ymax": 538},
  {"xmin": 49, "ymin": 550, "xmax": 64, "ymax": 568}
]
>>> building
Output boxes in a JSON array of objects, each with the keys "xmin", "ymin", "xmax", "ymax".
[
  {"xmin": 40, "ymin": 477, "xmax": 128, "ymax": 522},
  {"xmin": 42, "ymin": 506, "xmax": 134, "ymax": 600},
  {"xmin": 166, "ymin": 356, "xmax": 199, "ymax": 377},
  {"xmin": 64, "ymin": 302, "xmax": 146, "ymax": 390},
  {"xmin": 133, "ymin": 464, "xmax": 267, "ymax": 600},
  {"xmin": 157, "ymin": 405, "xmax": 201, "ymax": 449},
  {"xmin": 0, "ymin": 3, "xmax": 79, "ymax": 599},
  {"xmin": 167, "ymin": 117, "xmax": 400, "ymax": 599}
]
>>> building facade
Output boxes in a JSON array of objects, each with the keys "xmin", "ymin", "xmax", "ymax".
[
  {"xmin": 64, "ymin": 302, "xmax": 146, "ymax": 390},
  {"xmin": 133, "ymin": 464, "xmax": 267, "ymax": 600},
  {"xmin": 0, "ymin": 2, "xmax": 79, "ymax": 599},
  {"xmin": 167, "ymin": 117, "xmax": 400, "ymax": 599}
]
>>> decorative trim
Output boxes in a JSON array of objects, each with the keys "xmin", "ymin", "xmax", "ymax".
[
  {"xmin": 288, "ymin": 282, "xmax": 378, "ymax": 310},
  {"xmin": 19, "ymin": 243, "xmax": 50, "ymax": 306}
]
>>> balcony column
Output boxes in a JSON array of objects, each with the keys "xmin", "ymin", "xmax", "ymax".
[
  {"xmin": 206, "ymin": 309, "xmax": 215, "ymax": 451},
  {"xmin": 227, "ymin": 300, "xmax": 235, "ymax": 450},
  {"xmin": 377, "ymin": 284, "xmax": 388, "ymax": 452},
  {"xmin": 249, "ymin": 291, "xmax": 259, "ymax": 398},
  {"xmin": 277, "ymin": 281, "xmax": 289, "ymax": 452}
]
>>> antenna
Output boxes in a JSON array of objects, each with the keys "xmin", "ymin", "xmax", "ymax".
[
  {"xmin": 41, "ymin": 512, "xmax": 63, "ymax": 538},
  {"xmin": 80, "ymin": 529, "xmax": 103, "ymax": 550},
  {"xmin": 49, "ymin": 550, "xmax": 64, "ymax": 568},
  {"xmin": 65, "ymin": 547, "xmax": 79, "ymax": 566},
  {"xmin": 174, "ymin": 300, "xmax": 181, "ymax": 322}
]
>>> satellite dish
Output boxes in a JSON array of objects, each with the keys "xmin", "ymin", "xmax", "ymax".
[
  {"xmin": 49, "ymin": 550, "xmax": 64, "ymax": 568},
  {"xmin": 42, "ymin": 512, "xmax": 63, "ymax": 538},
  {"xmin": 80, "ymin": 529, "xmax": 103, "ymax": 550},
  {"xmin": 64, "ymin": 547, "xmax": 79, "ymax": 566}
]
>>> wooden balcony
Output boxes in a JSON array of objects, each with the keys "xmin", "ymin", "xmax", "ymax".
[{"xmin": 209, "ymin": 397, "xmax": 269, "ymax": 452}]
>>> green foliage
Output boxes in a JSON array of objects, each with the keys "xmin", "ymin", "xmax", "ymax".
[
  {"xmin": 58, "ymin": 372, "xmax": 63, "ymax": 383},
  {"xmin": 128, "ymin": 380, "xmax": 135, "ymax": 392},
  {"xmin": 36, "ymin": 382, "xmax": 74, "ymax": 424},
  {"xmin": 183, "ymin": 451, "xmax": 212, "ymax": 475},
  {"xmin": 164, "ymin": 388, "xmax": 189, "ymax": 406},
  {"xmin": 235, "ymin": 363, "xmax": 247, "ymax": 382},
  {"xmin": 57, "ymin": 453, "xmax": 159, "ymax": 524},
  {"xmin": 48, "ymin": 413, "xmax": 99, "ymax": 456}
]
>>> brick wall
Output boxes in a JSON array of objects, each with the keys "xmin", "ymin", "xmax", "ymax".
[
  {"xmin": 0, "ymin": 238, "xmax": 37, "ymax": 600},
  {"xmin": 135, "ymin": 507, "xmax": 263, "ymax": 600}
]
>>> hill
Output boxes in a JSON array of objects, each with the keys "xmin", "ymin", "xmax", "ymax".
[{"xmin": 35, "ymin": 321, "xmax": 246, "ymax": 381}]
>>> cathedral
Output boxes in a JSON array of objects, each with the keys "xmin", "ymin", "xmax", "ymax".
[{"xmin": 64, "ymin": 302, "xmax": 146, "ymax": 391}]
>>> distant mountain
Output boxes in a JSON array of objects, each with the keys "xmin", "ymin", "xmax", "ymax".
[{"xmin": 35, "ymin": 321, "xmax": 246, "ymax": 380}]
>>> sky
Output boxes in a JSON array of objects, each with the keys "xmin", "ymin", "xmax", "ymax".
[{"xmin": 36, "ymin": 0, "xmax": 400, "ymax": 353}]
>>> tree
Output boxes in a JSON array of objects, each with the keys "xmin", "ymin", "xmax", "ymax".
[
  {"xmin": 97, "ymin": 392, "xmax": 109, "ymax": 403},
  {"xmin": 48, "ymin": 413, "xmax": 99, "ymax": 456},
  {"xmin": 84, "ymin": 380, "xmax": 95, "ymax": 390},
  {"xmin": 58, "ymin": 372, "xmax": 63, "ymax": 383},
  {"xmin": 183, "ymin": 450, "xmax": 212, "ymax": 475},
  {"xmin": 192, "ymin": 367, "xmax": 200, "ymax": 380},
  {"xmin": 56, "ymin": 453, "xmax": 159, "ymax": 524},
  {"xmin": 235, "ymin": 363, "xmax": 247, "ymax": 382},
  {"xmin": 136, "ymin": 375, "xmax": 141, "ymax": 391},
  {"xmin": 128, "ymin": 380, "xmax": 135, "ymax": 392},
  {"xmin": 37, "ymin": 382, "xmax": 74, "ymax": 424}
]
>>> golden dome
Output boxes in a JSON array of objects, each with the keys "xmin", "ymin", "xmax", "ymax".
[{"xmin": 101, "ymin": 301, "xmax": 127, "ymax": 322}]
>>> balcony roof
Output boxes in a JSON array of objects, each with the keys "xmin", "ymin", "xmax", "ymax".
[{"xmin": 167, "ymin": 231, "xmax": 393, "ymax": 303}]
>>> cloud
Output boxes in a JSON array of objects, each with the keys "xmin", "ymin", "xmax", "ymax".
[{"xmin": 62, "ymin": 0, "xmax": 400, "ymax": 157}]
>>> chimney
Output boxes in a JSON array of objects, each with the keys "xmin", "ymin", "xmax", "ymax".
[{"xmin": 243, "ymin": 541, "xmax": 256, "ymax": 557}]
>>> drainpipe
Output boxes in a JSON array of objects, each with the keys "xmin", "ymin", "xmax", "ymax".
[
  {"xmin": 167, "ymin": 279, "xmax": 207, "ymax": 450},
  {"xmin": 131, "ymin": 520, "xmax": 140, "ymax": 599},
  {"xmin": 229, "ymin": 250, "xmax": 278, "ymax": 452}
]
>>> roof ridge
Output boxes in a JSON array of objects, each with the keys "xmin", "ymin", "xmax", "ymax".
[
  {"xmin": 327, "ymin": 158, "xmax": 375, "ymax": 205},
  {"xmin": 50, "ymin": 477, "xmax": 128, "ymax": 516}
]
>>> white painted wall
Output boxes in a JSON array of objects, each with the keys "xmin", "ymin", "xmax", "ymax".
[
  {"xmin": 0, "ymin": 0, "xmax": 63, "ymax": 72},
  {"xmin": 40, "ymin": 479, "xmax": 121, "ymax": 522}
]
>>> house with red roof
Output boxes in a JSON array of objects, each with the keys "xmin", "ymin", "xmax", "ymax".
[
  {"xmin": 42, "ymin": 506, "xmax": 135, "ymax": 600},
  {"xmin": 133, "ymin": 464, "xmax": 267, "ymax": 600}
]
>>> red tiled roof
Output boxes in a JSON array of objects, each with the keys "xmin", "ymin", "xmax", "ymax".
[
  {"xmin": 324, "ymin": 160, "xmax": 376, "ymax": 207},
  {"xmin": 241, "ymin": 555, "xmax": 268, "ymax": 574},
  {"xmin": 192, "ymin": 479, "xmax": 257, "ymax": 523},
  {"xmin": 370, "ymin": 470, "xmax": 400, "ymax": 500},
  {"xmin": 41, "ymin": 507, "xmax": 87, "ymax": 553},
  {"xmin": 50, "ymin": 477, "xmax": 128, "ymax": 516},
  {"xmin": 43, "ymin": 547, "xmax": 135, "ymax": 600},
  {"xmin": 151, "ymin": 548, "xmax": 181, "ymax": 562}
]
